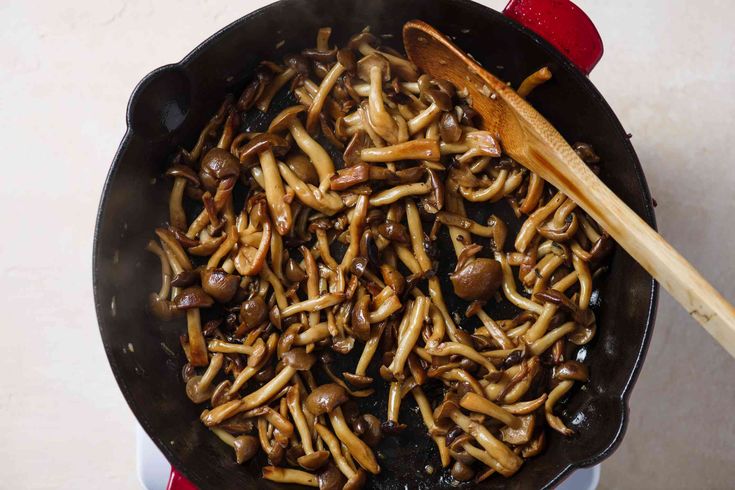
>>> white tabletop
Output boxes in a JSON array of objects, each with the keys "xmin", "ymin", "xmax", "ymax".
[{"xmin": 1, "ymin": 1, "xmax": 733, "ymax": 488}]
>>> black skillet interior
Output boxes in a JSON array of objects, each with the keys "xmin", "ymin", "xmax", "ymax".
[{"xmin": 93, "ymin": 0, "xmax": 658, "ymax": 488}]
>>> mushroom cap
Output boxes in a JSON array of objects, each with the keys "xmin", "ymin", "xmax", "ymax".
[
  {"xmin": 377, "ymin": 221, "xmax": 409, "ymax": 243},
  {"xmin": 433, "ymin": 398, "xmax": 460, "ymax": 422},
  {"xmin": 336, "ymin": 48, "xmax": 357, "ymax": 72},
  {"xmin": 356, "ymin": 53, "xmax": 391, "ymax": 82},
  {"xmin": 423, "ymin": 88, "xmax": 452, "ymax": 111},
  {"xmin": 246, "ymin": 338, "xmax": 268, "ymax": 368},
  {"xmin": 286, "ymin": 152, "xmax": 319, "ymax": 186},
  {"xmin": 552, "ymin": 361, "xmax": 589, "ymax": 382},
  {"xmin": 210, "ymin": 380, "xmax": 235, "ymax": 407},
  {"xmin": 284, "ymin": 257, "xmax": 307, "ymax": 283},
  {"xmin": 421, "ymin": 168, "xmax": 445, "ymax": 214},
  {"xmin": 148, "ymin": 293, "xmax": 179, "ymax": 320},
  {"xmin": 439, "ymin": 112, "xmax": 462, "ymax": 143},
  {"xmin": 464, "ymin": 131, "xmax": 501, "ymax": 157},
  {"xmin": 297, "ymin": 450, "xmax": 330, "ymax": 471},
  {"xmin": 239, "ymin": 133, "xmax": 291, "ymax": 163},
  {"xmin": 500, "ymin": 413, "xmax": 536, "ymax": 445},
  {"xmin": 215, "ymin": 413, "xmax": 255, "ymax": 434},
  {"xmin": 305, "ymin": 383, "xmax": 349, "ymax": 415},
  {"xmin": 166, "ymin": 164, "xmax": 201, "ymax": 187},
  {"xmin": 302, "ymin": 47, "xmax": 338, "ymax": 62},
  {"xmin": 173, "ymin": 287, "xmax": 215, "ymax": 309},
  {"xmin": 450, "ymin": 258, "xmax": 503, "ymax": 302},
  {"xmin": 185, "ymin": 375, "xmax": 214, "ymax": 403},
  {"xmin": 283, "ymin": 53, "xmax": 310, "ymax": 75},
  {"xmin": 317, "ymin": 462, "xmax": 347, "ymax": 490},
  {"xmin": 201, "ymin": 148, "xmax": 240, "ymax": 179},
  {"xmin": 240, "ymin": 296, "xmax": 267, "ymax": 328},
  {"xmin": 171, "ymin": 269, "xmax": 199, "ymax": 288},
  {"xmin": 233, "ymin": 434, "xmax": 259, "ymax": 464},
  {"xmin": 450, "ymin": 461, "xmax": 475, "ymax": 482},
  {"xmin": 352, "ymin": 413, "xmax": 382, "ymax": 447},
  {"xmin": 351, "ymin": 295, "xmax": 371, "ymax": 342},
  {"xmin": 201, "ymin": 268, "xmax": 239, "ymax": 303},
  {"xmin": 281, "ymin": 348, "xmax": 316, "ymax": 371},
  {"xmin": 344, "ymin": 469, "xmax": 367, "ymax": 490},
  {"xmin": 347, "ymin": 32, "xmax": 379, "ymax": 51},
  {"xmin": 268, "ymin": 105, "xmax": 306, "ymax": 133}
]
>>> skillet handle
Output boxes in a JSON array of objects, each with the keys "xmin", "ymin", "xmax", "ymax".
[
  {"xmin": 503, "ymin": 0, "xmax": 603, "ymax": 74},
  {"xmin": 167, "ymin": 467, "xmax": 197, "ymax": 490}
]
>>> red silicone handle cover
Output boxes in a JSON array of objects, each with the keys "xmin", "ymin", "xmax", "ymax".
[
  {"xmin": 504, "ymin": 0, "xmax": 603, "ymax": 74},
  {"xmin": 167, "ymin": 467, "xmax": 197, "ymax": 490}
]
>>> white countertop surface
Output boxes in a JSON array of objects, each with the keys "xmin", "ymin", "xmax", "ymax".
[{"xmin": 1, "ymin": 1, "xmax": 733, "ymax": 488}]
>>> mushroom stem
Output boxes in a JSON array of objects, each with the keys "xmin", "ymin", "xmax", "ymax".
[
  {"xmin": 366, "ymin": 61, "xmax": 398, "ymax": 143},
  {"xmin": 262, "ymin": 466, "xmax": 318, "ymax": 487},
  {"xmin": 426, "ymin": 342, "xmax": 497, "ymax": 374},
  {"xmin": 202, "ymin": 365, "xmax": 296, "ymax": 426},
  {"xmin": 258, "ymin": 149, "xmax": 292, "ymax": 235},
  {"xmin": 520, "ymin": 173, "xmax": 545, "ymax": 214},
  {"xmin": 287, "ymin": 116, "xmax": 335, "ymax": 184},
  {"xmin": 387, "ymin": 380, "xmax": 402, "ymax": 423},
  {"xmin": 515, "ymin": 191, "xmax": 566, "ymax": 252},
  {"xmin": 476, "ymin": 310, "xmax": 513, "ymax": 350},
  {"xmin": 277, "ymin": 163, "xmax": 344, "ymax": 216},
  {"xmin": 207, "ymin": 339, "xmax": 259, "ymax": 355},
  {"xmin": 280, "ymin": 293, "xmax": 344, "ymax": 318},
  {"xmin": 361, "ymin": 139, "xmax": 440, "ymax": 162},
  {"xmin": 368, "ymin": 181, "xmax": 432, "ymax": 207},
  {"xmin": 367, "ymin": 294, "xmax": 402, "ymax": 323},
  {"xmin": 340, "ymin": 195, "xmax": 368, "ymax": 269},
  {"xmin": 545, "ymin": 380, "xmax": 574, "ymax": 435},
  {"xmin": 306, "ymin": 62, "xmax": 346, "ymax": 132},
  {"xmin": 354, "ymin": 321, "xmax": 386, "ymax": 376},
  {"xmin": 389, "ymin": 297, "xmax": 429, "ymax": 377},
  {"xmin": 256, "ymin": 67, "xmax": 296, "ymax": 112},
  {"xmin": 572, "ymin": 252, "xmax": 592, "ymax": 310},
  {"xmin": 407, "ymin": 102, "xmax": 442, "ymax": 135},
  {"xmin": 517, "ymin": 66, "xmax": 552, "ymax": 98},
  {"xmin": 404, "ymin": 199, "xmax": 463, "ymax": 343},
  {"xmin": 459, "ymin": 392, "xmax": 521, "ymax": 428},
  {"xmin": 186, "ymin": 309, "xmax": 208, "ymax": 367},
  {"xmin": 315, "ymin": 423, "xmax": 357, "ymax": 479},
  {"xmin": 287, "ymin": 385, "xmax": 314, "ymax": 454},
  {"xmin": 448, "ymin": 409, "xmax": 522, "ymax": 476},
  {"xmin": 329, "ymin": 406, "xmax": 380, "ymax": 474},
  {"xmin": 169, "ymin": 177, "xmax": 188, "ymax": 230},
  {"xmin": 412, "ymin": 386, "xmax": 450, "ymax": 467},
  {"xmin": 495, "ymin": 251, "xmax": 544, "ymax": 315},
  {"xmin": 303, "ymin": 247, "xmax": 321, "ymax": 329},
  {"xmin": 294, "ymin": 323, "xmax": 330, "ymax": 345}
]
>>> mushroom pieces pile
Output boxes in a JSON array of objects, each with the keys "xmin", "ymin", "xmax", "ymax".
[{"xmin": 145, "ymin": 26, "xmax": 614, "ymax": 488}]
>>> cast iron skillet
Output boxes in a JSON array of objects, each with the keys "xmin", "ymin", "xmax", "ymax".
[{"xmin": 93, "ymin": 0, "xmax": 658, "ymax": 488}]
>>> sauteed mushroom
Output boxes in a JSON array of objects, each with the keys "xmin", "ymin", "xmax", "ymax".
[{"xmin": 149, "ymin": 27, "xmax": 613, "ymax": 488}]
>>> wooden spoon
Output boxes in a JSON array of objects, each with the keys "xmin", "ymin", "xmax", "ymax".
[{"xmin": 403, "ymin": 20, "xmax": 735, "ymax": 357}]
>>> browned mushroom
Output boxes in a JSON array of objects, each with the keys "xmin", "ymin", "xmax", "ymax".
[
  {"xmin": 449, "ymin": 254, "xmax": 502, "ymax": 302},
  {"xmin": 186, "ymin": 353, "xmax": 223, "ymax": 403},
  {"xmin": 361, "ymin": 139, "xmax": 440, "ymax": 162},
  {"xmin": 305, "ymin": 383, "xmax": 349, "ymax": 416},
  {"xmin": 356, "ymin": 53, "xmax": 398, "ymax": 143},
  {"xmin": 200, "ymin": 268, "xmax": 239, "ymax": 303}
]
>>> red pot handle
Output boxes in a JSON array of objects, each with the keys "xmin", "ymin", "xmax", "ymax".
[
  {"xmin": 168, "ymin": 467, "xmax": 197, "ymax": 490},
  {"xmin": 503, "ymin": 0, "xmax": 604, "ymax": 74}
]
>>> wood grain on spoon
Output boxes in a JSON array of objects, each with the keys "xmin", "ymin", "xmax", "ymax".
[{"xmin": 403, "ymin": 20, "xmax": 735, "ymax": 357}]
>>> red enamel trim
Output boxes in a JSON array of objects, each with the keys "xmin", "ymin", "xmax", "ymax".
[
  {"xmin": 167, "ymin": 467, "xmax": 197, "ymax": 490},
  {"xmin": 504, "ymin": 0, "xmax": 604, "ymax": 74}
]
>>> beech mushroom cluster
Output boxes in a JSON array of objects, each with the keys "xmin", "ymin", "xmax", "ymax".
[{"xmin": 145, "ymin": 26, "xmax": 613, "ymax": 488}]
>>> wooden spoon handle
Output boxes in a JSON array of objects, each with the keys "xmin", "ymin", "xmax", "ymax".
[{"xmin": 529, "ymin": 143, "xmax": 735, "ymax": 356}]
